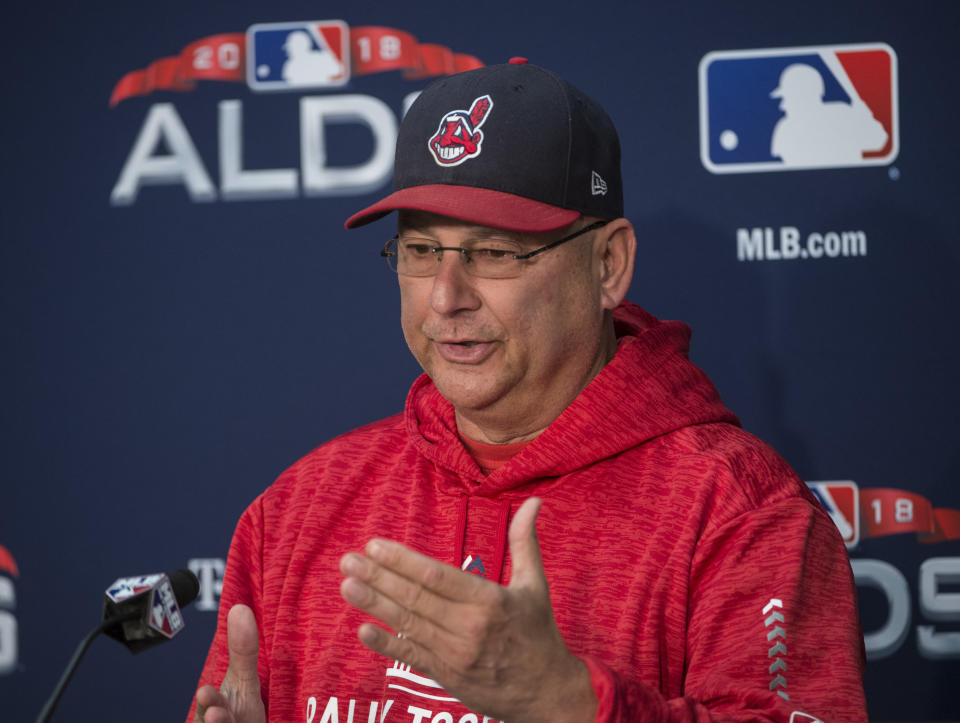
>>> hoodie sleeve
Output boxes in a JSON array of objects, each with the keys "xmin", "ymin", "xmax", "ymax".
[
  {"xmin": 581, "ymin": 498, "xmax": 866, "ymax": 722},
  {"xmin": 186, "ymin": 494, "xmax": 269, "ymax": 722}
]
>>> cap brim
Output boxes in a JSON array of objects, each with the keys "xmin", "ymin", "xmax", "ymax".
[{"xmin": 344, "ymin": 184, "xmax": 580, "ymax": 232}]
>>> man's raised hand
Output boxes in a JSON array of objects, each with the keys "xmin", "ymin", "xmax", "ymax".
[
  {"xmin": 193, "ymin": 604, "xmax": 267, "ymax": 723},
  {"xmin": 338, "ymin": 497, "xmax": 597, "ymax": 723}
]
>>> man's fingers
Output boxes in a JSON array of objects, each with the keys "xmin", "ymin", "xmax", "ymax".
[
  {"xmin": 194, "ymin": 685, "xmax": 226, "ymax": 722},
  {"xmin": 507, "ymin": 497, "xmax": 546, "ymax": 590},
  {"xmin": 355, "ymin": 621, "xmax": 433, "ymax": 679},
  {"xmin": 354, "ymin": 539, "xmax": 488, "ymax": 601},
  {"xmin": 340, "ymin": 551, "xmax": 472, "ymax": 630},
  {"xmin": 191, "ymin": 606, "xmax": 262, "ymax": 723},
  {"xmin": 340, "ymin": 570, "xmax": 465, "ymax": 649},
  {"xmin": 202, "ymin": 711, "xmax": 233, "ymax": 723},
  {"xmin": 195, "ymin": 685, "xmax": 245, "ymax": 723}
]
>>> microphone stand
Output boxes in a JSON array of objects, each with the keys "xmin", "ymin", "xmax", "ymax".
[{"xmin": 35, "ymin": 609, "xmax": 141, "ymax": 723}]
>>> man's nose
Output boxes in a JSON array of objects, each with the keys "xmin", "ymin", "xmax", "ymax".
[{"xmin": 430, "ymin": 251, "xmax": 481, "ymax": 315}]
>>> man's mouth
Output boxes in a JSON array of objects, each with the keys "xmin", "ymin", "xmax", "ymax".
[
  {"xmin": 434, "ymin": 339, "xmax": 495, "ymax": 364},
  {"xmin": 435, "ymin": 337, "xmax": 484, "ymax": 346}
]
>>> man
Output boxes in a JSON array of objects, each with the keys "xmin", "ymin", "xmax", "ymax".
[{"xmin": 191, "ymin": 59, "xmax": 867, "ymax": 722}]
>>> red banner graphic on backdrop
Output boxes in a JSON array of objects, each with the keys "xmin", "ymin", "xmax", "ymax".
[
  {"xmin": 0, "ymin": 545, "xmax": 19, "ymax": 577},
  {"xmin": 808, "ymin": 481, "xmax": 960, "ymax": 547},
  {"xmin": 807, "ymin": 480, "xmax": 960, "ymax": 548},
  {"xmin": 109, "ymin": 25, "xmax": 483, "ymax": 107},
  {"xmin": 860, "ymin": 488, "xmax": 960, "ymax": 543}
]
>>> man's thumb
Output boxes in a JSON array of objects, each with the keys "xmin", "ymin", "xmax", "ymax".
[
  {"xmin": 224, "ymin": 604, "xmax": 261, "ymax": 689},
  {"xmin": 507, "ymin": 497, "xmax": 545, "ymax": 589}
]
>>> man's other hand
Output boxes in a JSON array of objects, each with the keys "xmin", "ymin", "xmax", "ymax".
[
  {"xmin": 339, "ymin": 497, "xmax": 598, "ymax": 723},
  {"xmin": 193, "ymin": 604, "xmax": 267, "ymax": 723}
]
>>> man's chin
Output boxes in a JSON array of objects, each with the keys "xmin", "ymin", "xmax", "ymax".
[{"xmin": 430, "ymin": 374, "xmax": 507, "ymax": 414}]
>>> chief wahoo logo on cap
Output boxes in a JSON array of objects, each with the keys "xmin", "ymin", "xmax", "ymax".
[{"xmin": 428, "ymin": 95, "xmax": 493, "ymax": 166}]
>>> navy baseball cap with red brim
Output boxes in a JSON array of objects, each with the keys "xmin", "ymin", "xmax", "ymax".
[{"xmin": 344, "ymin": 58, "xmax": 622, "ymax": 233}]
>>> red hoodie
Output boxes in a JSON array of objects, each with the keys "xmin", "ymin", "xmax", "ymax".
[{"xmin": 191, "ymin": 302, "xmax": 867, "ymax": 722}]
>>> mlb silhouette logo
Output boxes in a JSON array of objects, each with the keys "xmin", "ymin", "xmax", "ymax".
[
  {"xmin": 699, "ymin": 43, "xmax": 898, "ymax": 173},
  {"xmin": 246, "ymin": 20, "xmax": 350, "ymax": 91},
  {"xmin": 807, "ymin": 481, "xmax": 860, "ymax": 548}
]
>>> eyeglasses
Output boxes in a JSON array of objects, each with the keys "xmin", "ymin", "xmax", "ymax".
[{"xmin": 380, "ymin": 221, "xmax": 606, "ymax": 279}]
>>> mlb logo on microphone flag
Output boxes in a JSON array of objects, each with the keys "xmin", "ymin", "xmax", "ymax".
[
  {"xmin": 149, "ymin": 577, "xmax": 185, "ymax": 638},
  {"xmin": 247, "ymin": 20, "xmax": 350, "ymax": 91},
  {"xmin": 699, "ymin": 43, "xmax": 898, "ymax": 173},
  {"xmin": 107, "ymin": 573, "xmax": 164, "ymax": 602}
]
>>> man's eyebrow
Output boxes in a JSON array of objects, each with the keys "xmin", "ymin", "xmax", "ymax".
[
  {"xmin": 396, "ymin": 215, "xmax": 434, "ymax": 235},
  {"xmin": 396, "ymin": 224, "xmax": 430, "ymax": 236},
  {"xmin": 462, "ymin": 227, "xmax": 524, "ymax": 242},
  {"xmin": 396, "ymin": 223, "xmax": 525, "ymax": 244}
]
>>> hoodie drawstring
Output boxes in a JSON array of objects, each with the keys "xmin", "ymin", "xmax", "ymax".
[
  {"xmin": 454, "ymin": 496, "xmax": 515, "ymax": 584},
  {"xmin": 455, "ymin": 495, "xmax": 468, "ymax": 569},
  {"xmin": 492, "ymin": 500, "xmax": 511, "ymax": 584}
]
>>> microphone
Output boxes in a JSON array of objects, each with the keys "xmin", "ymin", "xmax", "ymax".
[
  {"xmin": 35, "ymin": 568, "xmax": 200, "ymax": 723},
  {"xmin": 102, "ymin": 569, "xmax": 200, "ymax": 653}
]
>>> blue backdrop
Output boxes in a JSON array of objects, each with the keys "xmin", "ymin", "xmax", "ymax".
[{"xmin": 2, "ymin": 2, "xmax": 958, "ymax": 720}]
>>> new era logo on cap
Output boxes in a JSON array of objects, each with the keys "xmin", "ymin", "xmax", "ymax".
[{"xmin": 591, "ymin": 171, "xmax": 607, "ymax": 196}]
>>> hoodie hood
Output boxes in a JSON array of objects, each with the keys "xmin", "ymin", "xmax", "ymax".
[{"xmin": 405, "ymin": 301, "xmax": 739, "ymax": 495}]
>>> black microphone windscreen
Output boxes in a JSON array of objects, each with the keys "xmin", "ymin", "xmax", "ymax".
[{"xmin": 169, "ymin": 568, "xmax": 200, "ymax": 608}]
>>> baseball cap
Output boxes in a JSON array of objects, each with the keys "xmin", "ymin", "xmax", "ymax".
[{"xmin": 344, "ymin": 58, "xmax": 623, "ymax": 232}]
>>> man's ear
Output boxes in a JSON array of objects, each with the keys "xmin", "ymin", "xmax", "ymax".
[{"xmin": 594, "ymin": 218, "xmax": 636, "ymax": 311}]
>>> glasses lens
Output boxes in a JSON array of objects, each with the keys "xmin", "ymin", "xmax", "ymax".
[
  {"xmin": 388, "ymin": 237, "xmax": 525, "ymax": 278},
  {"xmin": 396, "ymin": 239, "xmax": 439, "ymax": 276},
  {"xmin": 466, "ymin": 241, "xmax": 523, "ymax": 278}
]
